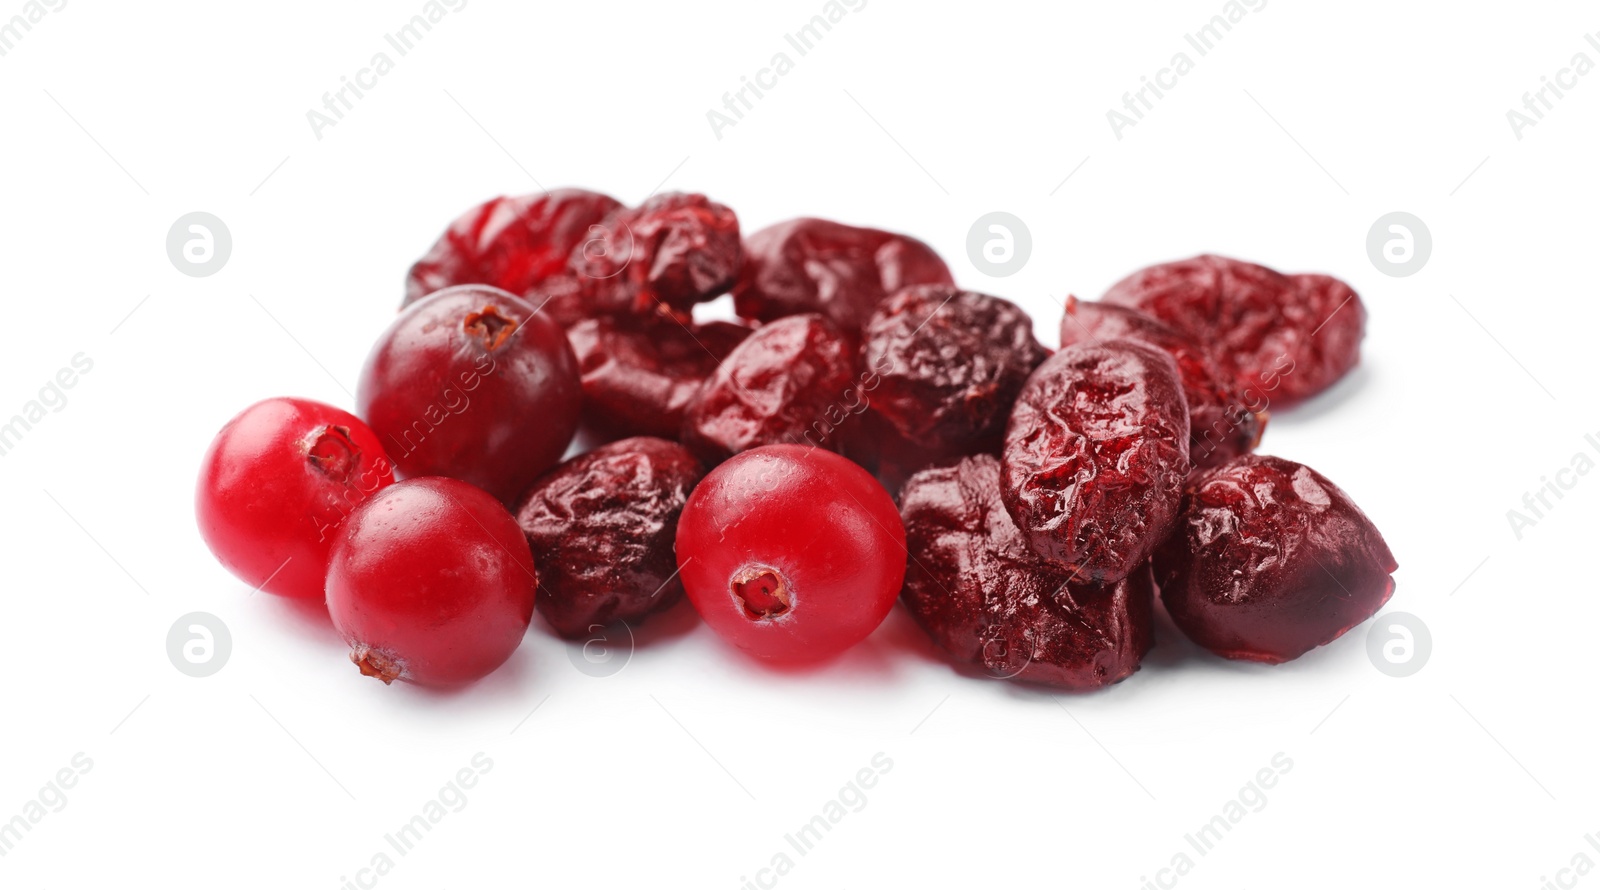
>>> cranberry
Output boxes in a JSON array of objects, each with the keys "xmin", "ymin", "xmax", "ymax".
[
  {"xmin": 1154, "ymin": 455, "xmax": 1397, "ymax": 664},
  {"xmin": 1060, "ymin": 296, "xmax": 1264, "ymax": 471},
  {"xmin": 357, "ymin": 284, "xmax": 582, "ymax": 504},
  {"xmin": 675, "ymin": 445, "xmax": 906, "ymax": 661},
  {"xmin": 402, "ymin": 189, "xmax": 621, "ymax": 308},
  {"xmin": 731, "ymin": 217, "xmax": 954, "ymax": 334},
  {"xmin": 862, "ymin": 284, "xmax": 1048, "ymax": 452},
  {"xmin": 899, "ymin": 455, "xmax": 1153, "ymax": 690},
  {"xmin": 564, "ymin": 192, "xmax": 742, "ymax": 322},
  {"xmin": 1001, "ymin": 340, "xmax": 1189, "ymax": 582},
  {"xmin": 1102, "ymin": 255, "xmax": 1366, "ymax": 409},
  {"xmin": 196, "ymin": 398, "xmax": 394, "ymax": 599},
  {"xmin": 680, "ymin": 313, "xmax": 862, "ymax": 464},
  {"xmin": 514, "ymin": 437, "xmax": 704, "ymax": 638},
  {"xmin": 566, "ymin": 315, "xmax": 751, "ymax": 440},
  {"xmin": 327, "ymin": 477, "xmax": 536, "ymax": 685}
]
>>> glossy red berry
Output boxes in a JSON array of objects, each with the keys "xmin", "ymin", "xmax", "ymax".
[
  {"xmin": 675, "ymin": 445, "xmax": 907, "ymax": 661},
  {"xmin": 402, "ymin": 188, "xmax": 621, "ymax": 308},
  {"xmin": 358, "ymin": 284, "xmax": 582, "ymax": 504},
  {"xmin": 196, "ymin": 398, "xmax": 394, "ymax": 599},
  {"xmin": 326, "ymin": 477, "xmax": 537, "ymax": 686},
  {"xmin": 1154, "ymin": 455, "xmax": 1397, "ymax": 664}
]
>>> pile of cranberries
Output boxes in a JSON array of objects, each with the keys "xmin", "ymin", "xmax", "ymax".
[{"xmin": 195, "ymin": 187, "xmax": 1397, "ymax": 691}]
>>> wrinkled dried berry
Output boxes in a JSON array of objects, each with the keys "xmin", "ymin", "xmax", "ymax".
[
  {"xmin": 899, "ymin": 455, "xmax": 1153, "ymax": 690},
  {"xmin": 1154, "ymin": 455, "xmax": 1397, "ymax": 664},
  {"xmin": 1002, "ymin": 340, "xmax": 1189, "ymax": 582},
  {"xmin": 514, "ymin": 437, "xmax": 704, "ymax": 638},
  {"xmin": 732, "ymin": 217, "xmax": 953, "ymax": 334},
  {"xmin": 862, "ymin": 284, "xmax": 1049, "ymax": 451},
  {"xmin": 680, "ymin": 313, "xmax": 863, "ymax": 464},
  {"xmin": 1060, "ymin": 296, "xmax": 1264, "ymax": 471},
  {"xmin": 402, "ymin": 189, "xmax": 621, "ymax": 308},
  {"xmin": 567, "ymin": 316, "xmax": 752, "ymax": 440},
  {"xmin": 566, "ymin": 192, "xmax": 742, "ymax": 321},
  {"xmin": 1102, "ymin": 255, "xmax": 1365, "ymax": 409}
]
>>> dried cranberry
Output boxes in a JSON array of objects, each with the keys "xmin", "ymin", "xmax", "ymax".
[
  {"xmin": 514, "ymin": 437, "xmax": 704, "ymax": 638},
  {"xmin": 1102, "ymin": 255, "xmax": 1366, "ymax": 409},
  {"xmin": 402, "ymin": 189, "xmax": 621, "ymax": 308},
  {"xmin": 1060, "ymin": 296, "xmax": 1264, "ymax": 471},
  {"xmin": 1154, "ymin": 455, "xmax": 1397, "ymax": 664},
  {"xmin": 862, "ymin": 284, "xmax": 1049, "ymax": 452},
  {"xmin": 899, "ymin": 455, "xmax": 1153, "ymax": 690},
  {"xmin": 565, "ymin": 192, "xmax": 742, "ymax": 321},
  {"xmin": 680, "ymin": 313, "xmax": 863, "ymax": 464},
  {"xmin": 567, "ymin": 316, "xmax": 751, "ymax": 440},
  {"xmin": 731, "ymin": 217, "xmax": 953, "ymax": 334},
  {"xmin": 1001, "ymin": 340, "xmax": 1189, "ymax": 582}
]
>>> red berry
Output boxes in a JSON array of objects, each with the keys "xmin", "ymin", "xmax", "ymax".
[
  {"xmin": 563, "ymin": 192, "xmax": 742, "ymax": 321},
  {"xmin": 566, "ymin": 315, "xmax": 751, "ymax": 440},
  {"xmin": 326, "ymin": 477, "xmax": 537, "ymax": 686},
  {"xmin": 196, "ymin": 398, "xmax": 394, "ymax": 599},
  {"xmin": 402, "ymin": 189, "xmax": 621, "ymax": 308},
  {"xmin": 358, "ymin": 284, "xmax": 582, "ymax": 504},
  {"xmin": 1154, "ymin": 455, "xmax": 1397, "ymax": 664},
  {"xmin": 675, "ymin": 445, "xmax": 907, "ymax": 661}
]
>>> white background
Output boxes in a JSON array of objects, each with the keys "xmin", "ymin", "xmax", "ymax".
[{"xmin": 1, "ymin": 1, "xmax": 1594, "ymax": 887}]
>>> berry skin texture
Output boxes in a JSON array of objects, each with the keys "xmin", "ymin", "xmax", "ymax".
[
  {"xmin": 358, "ymin": 285, "xmax": 582, "ymax": 504},
  {"xmin": 1060, "ymin": 296, "xmax": 1265, "ymax": 471},
  {"xmin": 732, "ymin": 217, "xmax": 954, "ymax": 334},
  {"xmin": 196, "ymin": 398, "xmax": 394, "ymax": 599},
  {"xmin": 862, "ymin": 284, "xmax": 1048, "ymax": 451},
  {"xmin": 1002, "ymin": 340, "xmax": 1190, "ymax": 583},
  {"xmin": 1102, "ymin": 255, "xmax": 1366, "ymax": 409},
  {"xmin": 680, "ymin": 313, "xmax": 862, "ymax": 464},
  {"xmin": 514, "ymin": 437, "xmax": 704, "ymax": 638},
  {"xmin": 327, "ymin": 477, "xmax": 537, "ymax": 686},
  {"xmin": 566, "ymin": 192, "xmax": 742, "ymax": 321},
  {"xmin": 402, "ymin": 188, "xmax": 621, "ymax": 308},
  {"xmin": 675, "ymin": 445, "xmax": 907, "ymax": 662},
  {"xmin": 899, "ymin": 455, "xmax": 1153, "ymax": 690},
  {"xmin": 566, "ymin": 316, "xmax": 751, "ymax": 440},
  {"xmin": 1153, "ymin": 455, "xmax": 1398, "ymax": 664}
]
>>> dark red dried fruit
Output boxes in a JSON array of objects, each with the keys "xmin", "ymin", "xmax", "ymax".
[
  {"xmin": 680, "ymin": 313, "xmax": 863, "ymax": 464},
  {"xmin": 402, "ymin": 189, "xmax": 621, "ymax": 308},
  {"xmin": 732, "ymin": 217, "xmax": 953, "ymax": 334},
  {"xmin": 1102, "ymin": 255, "xmax": 1365, "ymax": 409},
  {"xmin": 862, "ymin": 284, "xmax": 1049, "ymax": 451},
  {"xmin": 514, "ymin": 437, "xmax": 704, "ymax": 638},
  {"xmin": 566, "ymin": 192, "xmax": 742, "ymax": 321},
  {"xmin": 1154, "ymin": 455, "xmax": 1397, "ymax": 664},
  {"xmin": 1001, "ymin": 340, "xmax": 1189, "ymax": 582},
  {"xmin": 567, "ymin": 316, "xmax": 752, "ymax": 440},
  {"xmin": 899, "ymin": 455, "xmax": 1153, "ymax": 690},
  {"xmin": 1060, "ymin": 296, "xmax": 1264, "ymax": 471}
]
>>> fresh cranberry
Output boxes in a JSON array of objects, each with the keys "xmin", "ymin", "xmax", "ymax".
[
  {"xmin": 1102, "ymin": 255, "xmax": 1366, "ymax": 409},
  {"xmin": 402, "ymin": 189, "xmax": 621, "ymax": 308},
  {"xmin": 1060, "ymin": 296, "xmax": 1265, "ymax": 471},
  {"xmin": 326, "ymin": 477, "xmax": 536, "ymax": 686},
  {"xmin": 732, "ymin": 217, "xmax": 953, "ymax": 334},
  {"xmin": 900, "ymin": 455, "xmax": 1154, "ymax": 690},
  {"xmin": 358, "ymin": 284, "xmax": 581, "ymax": 504},
  {"xmin": 514, "ymin": 437, "xmax": 704, "ymax": 638},
  {"xmin": 680, "ymin": 313, "xmax": 863, "ymax": 464},
  {"xmin": 1154, "ymin": 455, "xmax": 1397, "ymax": 664},
  {"xmin": 562, "ymin": 192, "xmax": 742, "ymax": 322},
  {"xmin": 1002, "ymin": 340, "xmax": 1190, "ymax": 582},
  {"xmin": 675, "ymin": 445, "xmax": 906, "ymax": 661},
  {"xmin": 566, "ymin": 315, "xmax": 751, "ymax": 440},
  {"xmin": 195, "ymin": 398, "xmax": 394, "ymax": 599}
]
